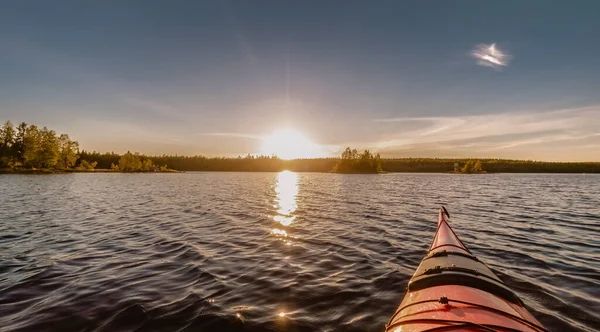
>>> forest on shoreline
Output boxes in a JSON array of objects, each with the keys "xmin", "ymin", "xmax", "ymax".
[
  {"xmin": 75, "ymin": 149, "xmax": 600, "ymax": 174},
  {"xmin": 0, "ymin": 121, "xmax": 170, "ymax": 173},
  {"xmin": 2, "ymin": 120, "xmax": 600, "ymax": 174}
]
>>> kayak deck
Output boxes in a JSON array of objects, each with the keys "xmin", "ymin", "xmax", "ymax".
[{"xmin": 386, "ymin": 208, "xmax": 546, "ymax": 332}]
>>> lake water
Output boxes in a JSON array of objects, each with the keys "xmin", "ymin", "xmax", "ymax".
[{"xmin": 1, "ymin": 172, "xmax": 599, "ymax": 332}]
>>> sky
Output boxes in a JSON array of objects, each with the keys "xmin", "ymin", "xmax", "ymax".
[{"xmin": 1, "ymin": 0, "xmax": 599, "ymax": 161}]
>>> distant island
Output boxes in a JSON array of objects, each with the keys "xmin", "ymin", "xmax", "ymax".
[
  {"xmin": 1, "ymin": 120, "xmax": 600, "ymax": 174},
  {"xmin": 331, "ymin": 148, "xmax": 383, "ymax": 173}
]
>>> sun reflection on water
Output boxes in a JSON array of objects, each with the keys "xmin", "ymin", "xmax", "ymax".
[
  {"xmin": 271, "ymin": 228, "xmax": 288, "ymax": 237},
  {"xmin": 273, "ymin": 171, "xmax": 298, "ymax": 227},
  {"xmin": 271, "ymin": 171, "xmax": 298, "ymax": 246}
]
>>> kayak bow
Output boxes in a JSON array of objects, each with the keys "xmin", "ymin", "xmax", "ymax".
[{"xmin": 386, "ymin": 207, "xmax": 546, "ymax": 332}]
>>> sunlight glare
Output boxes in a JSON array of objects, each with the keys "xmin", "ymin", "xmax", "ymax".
[
  {"xmin": 274, "ymin": 171, "xmax": 298, "ymax": 226},
  {"xmin": 261, "ymin": 129, "xmax": 321, "ymax": 159},
  {"xmin": 271, "ymin": 228, "xmax": 288, "ymax": 237}
]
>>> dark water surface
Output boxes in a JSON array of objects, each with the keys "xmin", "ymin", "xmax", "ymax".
[{"xmin": 1, "ymin": 173, "xmax": 599, "ymax": 332}]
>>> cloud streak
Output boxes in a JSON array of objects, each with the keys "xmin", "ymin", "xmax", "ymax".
[
  {"xmin": 368, "ymin": 106, "xmax": 600, "ymax": 160},
  {"xmin": 471, "ymin": 43, "xmax": 511, "ymax": 69},
  {"xmin": 198, "ymin": 132, "xmax": 263, "ymax": 140}
]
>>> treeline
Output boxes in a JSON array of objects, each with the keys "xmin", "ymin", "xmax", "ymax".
[
  {"xmin": 0, "ymin": 121, "xmax": 79, "ymax": 170},
  {"xmin": 332, "ymin": 148, "xmax": 382, "ymax": 173},
  {"xmin": 80, "ymin": 151, "xmax": 324, "ymax": 172},
  {"xmin": 0, "ymin": 121, "xmax": 168, "ymax": 172},
  {"xmin": 77, "ymin": 152, "xmax": 600, "ymax": 173},
  {"xmin": 381, "ymin": 158, "xmax": 600, "ymax": 173},
  {"xmin": 3, "ymin": 120, "xmax": 599, "ymax": 174},
  {"xmin": 109, "ymin": 151, "xmax": 170, "ymax": 172}
]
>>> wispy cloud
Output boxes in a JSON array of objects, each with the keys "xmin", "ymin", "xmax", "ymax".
[
  {"xmin": 368, "ymin": 106, "xmax": 600, "ymax": 160},
  {"xmin": 471, "ymin": 43, "xmax": 511, "ymax": 69},
  {"xmin": 198, "ymin": 132, "xmax": 263, "ymax": 139}
]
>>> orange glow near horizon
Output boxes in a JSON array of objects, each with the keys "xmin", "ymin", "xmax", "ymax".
[{"xmin": 261, "ymin": 129, "xmax": 322, "ymax": 160}]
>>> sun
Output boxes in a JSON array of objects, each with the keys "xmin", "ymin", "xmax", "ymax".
[{"xmin": 261, "ymin": 129, "xmax": 321, "ymax": 159}]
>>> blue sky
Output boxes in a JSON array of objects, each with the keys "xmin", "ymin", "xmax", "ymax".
[{"xmin": 1, "ymin": 1, "xmax": 599, "ymax": 161}]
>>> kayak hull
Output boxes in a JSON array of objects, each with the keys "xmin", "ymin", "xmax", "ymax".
[{"xmin": 386, "ymin": 208, "xmax": 545, "ymax": 332}]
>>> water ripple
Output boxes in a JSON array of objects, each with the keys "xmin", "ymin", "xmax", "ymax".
[{"xmin": 0, "ymin": 173, "xmax": 599, "ymax": 331}]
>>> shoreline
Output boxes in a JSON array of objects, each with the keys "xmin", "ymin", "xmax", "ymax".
[
  {"xmin": 2, "ymin": 168, "xmax": 599, "ymax": 175},
  {"xmin": 0, "ymin": 168, "xmax": 180, "ymax": 174}
]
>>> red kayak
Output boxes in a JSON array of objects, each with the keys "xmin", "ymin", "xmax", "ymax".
[{"xmin": 386, "ymin": 207, "xmax": 547, "ymax": 331}]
